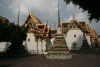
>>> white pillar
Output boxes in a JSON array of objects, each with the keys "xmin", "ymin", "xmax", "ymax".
[
  {"xmin": 37, "ymin": 39, "xmax": 38, "ymax": 54},
  {"xmin": 38, "ymin": 38, "xmax": 42, "ymax": 54},
  {"xmin": 41, "ymin": 40, "xmax": 43, "ymax": 53},
  {"xmin": 43, "ymin": 39, "xmax": 46, "ymax": 53}
]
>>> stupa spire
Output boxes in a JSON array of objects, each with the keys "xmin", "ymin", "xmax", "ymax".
[
  {"xmin": 46, "ymin": 19, "xmax": 48, "ymax": 27},
  {"xmin": 97, "ymin": 27, "xmax": 98, "ymax": 35},
  {"xmin": 58, "ymin": 0, "xmax": 60, "ymax": 27},
  {"xmin": 17, "ymin": 6, "xmax": 20, "ymax": 25},
  {"xmin": 29, "ymin": 10, "xmax": 30, "ymax": 14},
  {"xmin": 73, "ymin": 13, "xmax": 75, "ymax": 17},
  {"xmin": 53, "ymin": 19, "xmax": 56, "ymax": 29},
  {"xmin": 85, "ymin": 17, "xmax": 87, "ymax": 23}
]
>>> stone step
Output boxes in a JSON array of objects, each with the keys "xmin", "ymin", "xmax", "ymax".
[
  {"xmin": 46, "ymin": 53, "xmax": 72, "ymax": 59},
  {"xmin": 48, "ymin": 51, "xmax": 69, "ymax": 54}
]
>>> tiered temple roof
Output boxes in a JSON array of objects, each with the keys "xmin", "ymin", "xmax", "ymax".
[
  {"xmin": 90, "ymin": 30, "xmax": 97, "ymax": 38},
  {"xmin": 0, "ymin": 16, "xmax": 9, "ymax": 23},
  {"xmin": 50, "ymin": 29, "xmax": 57, "ymax": 38},
  {"xmin": 23, "ymin": 13, "xmax": 50, "ymax": 39},
  {"xmin": 61, "ymin": 18, "xmax": 90, "ymax": 34},
  {"xmin": 23, "ymin": 12, "xmax": 95, "ymax": 40}
]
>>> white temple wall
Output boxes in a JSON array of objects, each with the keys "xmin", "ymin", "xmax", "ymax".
[
  {"xmin": 50, "ymin": 38, "xmax": 55, "ymax": 45},
  {"xmin": 46, "ymin": 38, "xmax": 51, "ymax": 50},
  {"xmin": 66, "ymin": 29, "xmax": 84, "ymax": 50},
  {"xmin": 86, "ymin": 36, "xmax": 91, "ymax": 48},
  {"xmin": 37, "ymin": 39, "xmax": 42, "ymax": 54},
  {"xmin": 0, "ymin": 42, "xmax": 11, "ymax": 52},
  {"xmin": 0, "ymin": 42, "xmax": 6, "ymax": 52},
  {"xmin": 22, "ymin": 41, "xmax": 28, "ymax": 50},
  {"xmin": 97, "ymin": 38, "xmax": 100, "ymax": 47},
  {"xmin": 26, "ymin": 33, "xmax": 37, "ymax": 54},
  {"xmin": 42, "ymin": 40, "xmax": 46, "ymax": 53}
]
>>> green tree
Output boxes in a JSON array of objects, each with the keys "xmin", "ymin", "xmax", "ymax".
[
  {"xmin": 64, "ymin": 0, "xmax": 100, "ymax": 22},
  {"xmin": 0, "ymin": 18, "xmax": 27, "ymax": 45},
  {"xmin": 8, "ymin": 23, "xmax": 27, "ymax": 45},
  {"xmin": 0, "ymin": 18, "xmax": 9, "ymax": 41}
]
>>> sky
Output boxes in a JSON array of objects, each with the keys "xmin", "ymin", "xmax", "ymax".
[{"xmin": 0, "ymin": 0, "xmax": 100, "ymax": 34}]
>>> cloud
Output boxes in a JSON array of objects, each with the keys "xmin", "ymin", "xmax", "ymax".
[
  {"xmin": 64, "ymin": 15, "xmax": 73, "ymax": 22},
  {"xmin": 0, "ymin": 3, "xmax": 3, "ymax": 7},
  {"xmin": 66, "ymin": 2, "xmax": 83, "ymax": 13},
  {"xmin": 64, "ymin": 12, "xmax": 86, "ymax": 22},
  {"xmin": 64, "ymin": 2, "xmax": 87, "ymax": 22},
  {"xmin": 8, "ymin": 0, "xmax": 62, "ymax": 25},
  {"xmin": 76, "ymin": 12, "xmax": 86, "ymax": 21}
]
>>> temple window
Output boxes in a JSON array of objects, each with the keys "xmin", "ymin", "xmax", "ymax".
[
  {"xmin": 74, "ymin": 35, "xmax": 76, "ymax": 37},
  {"xmin": 62, "ymin": 23, "xmax": 67, "ymax": 28},
  {"xmin": 40, "ymin": 31, "xmax": 42, "ymax": 32},
  {"xmin": 81, "ymin": 22, "xmax": 85, "ymax": 27},
  {"xmin": 38, "ymin": 26, "xmax": 44, "ymax": 29},
  {"xmin": 51, "ymin": 31, "xmax": 57, "ymax": 34},
  {"xmin": 52, "ymin": 35, "xmax": 56, "ymax": 36},
  {"xmin": 28, "ymin": 38, "xmax": 30, "ymax": 42}
]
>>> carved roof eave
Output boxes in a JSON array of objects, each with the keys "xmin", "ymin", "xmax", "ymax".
[
  {"xmin": 44, "ymin": 27, "xmax": 49, "ymax": 34},
  {"xmin": 24, "ymin": 14, "xmax": 31, "ymax": 24},
  {"xmin": 51, "ymin": 29, "xmax": 57, "ymax": 31},
  {"xmin": 24, "ymin": 13, "xmax": 42, "ymax": 26},
  {"xmin": 30, "ymin": 14, "xmax": 42, "ymax": 24},
  {"xmin": 67, "ymin": 19, "xmax": 86, "ymax": 33}
]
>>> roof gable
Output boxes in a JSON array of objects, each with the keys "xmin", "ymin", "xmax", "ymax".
[{"xmin": 24, "ymin": 13, "xmax": 42, "ymax": 25}]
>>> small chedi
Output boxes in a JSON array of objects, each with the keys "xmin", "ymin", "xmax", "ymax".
[
  {"xmin": 46, "ymin": 32, "xmax": 72, "ymax": 59},
  {"xmin": 46, "ymin": 0, "xmax": 72, "ymax": 59},
  {"xmin": 80, "ymin": 35, "xmax": 91, "ymax": 50}
]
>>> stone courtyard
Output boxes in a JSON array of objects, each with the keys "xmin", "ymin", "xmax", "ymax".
[{"xmin": 0, "ymin": 50, "xmax": 100, "ymax": 67}]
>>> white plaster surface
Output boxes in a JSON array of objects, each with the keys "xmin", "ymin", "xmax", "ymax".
[
  {"xmin": 57, "ymin": 27, "xmax": 62, "ymax": 34},
  {"xmin": 42, "ymin": 40, "xmax": 46, "ymax": 52},
  {"xmin": 97, "ymin": 38, "xmax": 100, "ymax": 46},
  {"xmin": 26, "ymin": 33, "xmax": 37, "ymax": 54},
  {"xmin": 50, "ymin": 38, "xmax": 55, "ymax": 45},
  {"xmin": 66, "ymin": 29, "xmax": 84, "ymax": 50},
  {"xmin": 46, "ymin": 38, "xmax": 51, "ymax": 50},
  {"xmin": 86, "ymin": 36, "xmax": 91, "ymax": 47},
  {"xmin": 0, "ymin": 42, "xmax": 11, "ymax": 52},
  {"xmin": 22, "ymin": 41, "xmax": 28, "ymax": 50},
  {"xmin": 38, "ymin": 39, "xmax": 42, "ymax": 54}
]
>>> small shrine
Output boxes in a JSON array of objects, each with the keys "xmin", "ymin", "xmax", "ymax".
[{"xmin": 46, "ymin": 0, "xmax": 72, "ymax": 59}]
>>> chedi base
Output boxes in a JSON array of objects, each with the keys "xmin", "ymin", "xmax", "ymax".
[{"xmin": 46, "ymin": 53, "xmax": 72, "ymax": 59}]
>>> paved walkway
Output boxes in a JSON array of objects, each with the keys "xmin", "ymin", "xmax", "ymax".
[{"xmin": 0, "ymin": 50, "xmax": 100, "ymax": 67}]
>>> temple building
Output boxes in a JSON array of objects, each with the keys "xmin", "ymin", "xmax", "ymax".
[
  {"xmin": 23, "ymin": 12, "xmax": 94, "ymax": 54},
  {"xmin": 60, "ymin": 17, "xmax": 91, "ymax": 50},
  {"xmin": 0, "ymin": 2, "xmax": 99, "ymax": 54},
  {"xmin": 23, "ymin": 13, "xmax": 51, "ymax": 54},
  {"xmin": 22, "ymin": 2, "xmax": 93, "ymax": 54}
]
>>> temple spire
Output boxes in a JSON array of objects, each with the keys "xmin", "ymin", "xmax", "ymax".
[
  {"xmin": 53, "ymin": 19, "xmax": 56, "ymax": 29},
  {"xmin": 49, "ymin": 22, "xmax": 52, "ymax": 29},
  {"xmin": 46, "ymin": 19, "xmax": 48, "ymax": 27},
  {"xmin": 14, "ymin": 20, "xmax": 15, "ymax": 24},
  {"xmin": 8, "ymin": 17, "xmax": 10, "ymax": 23},
  {"xmin": 73, "ymin": 13, "xmax": 74, "ymax": 17},
  {"xmin": 97, "ymin": 27, "xmax": 98, "ymax": 35},
  {"xmin": 85, "ymin": 17, "xmax": 87, "ymax": 23},
  {"xmin": 58, "ymin": 0, "xmax": 60, "ymax": 27},
  {"xmin": 29, "ymin": 10, "xmax": 30, "ymax": 14},
  {"xmin": 17, "ymin": 6, "xmax": 20, "ymax": 25}
]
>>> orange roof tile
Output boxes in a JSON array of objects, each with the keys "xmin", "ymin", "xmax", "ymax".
[{"xmin": 30, "ymin": 13, "xmax": 42, "ymax": 24}]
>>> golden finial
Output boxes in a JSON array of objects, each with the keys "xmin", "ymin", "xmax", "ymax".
[
  {"xmin": 17, "ymin": 6, "xmax": 20, "ymax": 25},
  {"xmin": 58, "ymin": 0, "xmax": 60, "ymax": 27}
]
